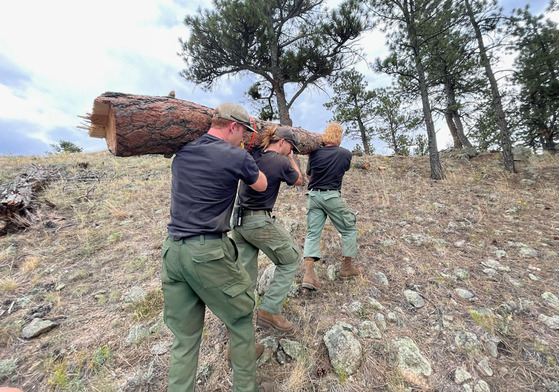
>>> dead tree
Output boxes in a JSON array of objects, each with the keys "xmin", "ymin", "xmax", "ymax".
[
  {"xmin": 82, "ymin": 92, "xmax": 324, "ymax": 157},
  {"xmin": 1, "ymin": 165, "xmax": 51, "ymax": 234}
]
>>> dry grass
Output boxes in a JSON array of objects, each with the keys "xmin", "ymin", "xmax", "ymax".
[{"xmin": 1, "ymin": 150, "xmax": 558, "ymax": 391}]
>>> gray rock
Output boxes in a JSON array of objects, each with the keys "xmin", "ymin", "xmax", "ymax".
[
  {"xmin": 539, "ymin": 314, "xmax": 559, "ymax": 330},
  {"xmin": 392, "ymin": 336, "xmax": 432, "ymax": 377},
  {"xmin": 375, "ymin": 313, "xmax": 387, "ymax": 331},
  {"xmin": 276, "ymin": 349, "xmax": 288, "ymax": 365},
  {"xmin": 519, "ymin": 247, "xmax": 538, "ymax": 258},
  {"xmin": 323, "ymin": 323, "xmax": 363, "ymax": 376},
  {"xmin": 326, "ymin": 264, "xmax": 337, "ymax": 281},
  {"xmin": 151, "ymin": 342, "xmax": 170, "ymax": 355},
  {"xmin": 126, "ymin": 325, "xmax": 149, "ymax": 345},
  {"xmin": 454, "ymin": 366, "xmax": 472, "ymax": 384},
  {"xmin": 343, "ymin": 301, "xmax": 364, "ymax": 315},
  {"xmin": 0, "ymin": 357, "xmax": 18, "ymax": 380},
  {"xmin": 257, "ymin": 264, "xmax": 276, "ymax": 296},
  {"xmin": 21, "ymin": 318, "xmax": 57, "ymax": 339},
  {"xmin": 258, "ymin": 336, "xmax": 279, "ymax": 366},
  {"xmin": 373, "ymin": 271, "xmax": 389, "ymax": 286},
  {"xmin": 474, "ymin": 379, "xmax": 491, "ymax": 392},
  {"xmin": 520, "ymin": 179, "xmax": 536, "ymax": 185},
  {"xmin": 359, "ymin": 321, "xmax": 382, "ymax": 339},
  {"xmin": 124, "ymin": 286, "xmax": 147, "ymax": 303},
  {"xmin": 455, "ymin": 269, "xmax": 470, "ymax": 280},
  {"xmin": 481, "ymin": 334, "xmax": 501, "ymax": 358},
  {"xmin": 541, "ymin": 292, "xmax": 559, "ymax": 311},
  {"xmin": 481, "ymin": 259, "xmax": 510, "ymax": 272},
  {"xmin": 454, "ymin": 330, "xmax": 482, "ymax": 352},
  {"xmin": 404, "ymin": 290, "xmax": 425, "ymax": 308},
  {"xmin": 455, "ymin": 288, "xmax": 475, "ymax": 300},
  {"xmin": 279, "ymin": 338, "xmax": 306, "ymax": 360},
  {"xmin": 494, "ymin": 250, "xmax": 507, "ymax": 259},
  {"xmin": 368, "ymin": 298, "xmax": 385, "ymax": 310},
  {"xmin": 478, "ymin": 357, "xmax": 493, "ymax": 376},
  {"xmin": 387, "ymin": 312, "xmax": 398, "ymax": 324}
]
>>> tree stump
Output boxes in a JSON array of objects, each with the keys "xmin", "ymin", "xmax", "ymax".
[{"xmin": 83, "ymin": 92, "xmax": 324, "ymax": 157}]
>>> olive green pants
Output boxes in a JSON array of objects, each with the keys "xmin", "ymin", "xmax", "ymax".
[
  {"xmin": 231, "ymin": 213, "xmax": 300, "ymax": 315},
  {"xmin": 303, "ymin": 190, "xmax": 357, "ymax": 260},
  {"xmin": 161, "ymin": 235, "xmax": 257, "ymax": 392}
]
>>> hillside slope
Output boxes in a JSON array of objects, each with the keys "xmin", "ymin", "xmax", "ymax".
[{"xmin": 1, "ymin": 150, "xmax": 558, "ymax": 391}]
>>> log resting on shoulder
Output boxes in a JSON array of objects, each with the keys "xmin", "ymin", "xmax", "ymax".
[{"xmin": 85, "ymin": 92, "xmax": 324, "ymax": 157}]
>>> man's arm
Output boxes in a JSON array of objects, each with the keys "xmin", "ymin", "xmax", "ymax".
[{"xmin": 249, "ymin": 170, "xmax": 268, "ymax": 191}]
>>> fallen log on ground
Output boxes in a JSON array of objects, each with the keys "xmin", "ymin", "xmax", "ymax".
[
  {"xmin": 83, "ymin": 92, "xmax": 324, "ymax": 157},
  {"xmin": 353, "ymin": 162, "xmax": 371, "ymax": 170},
  {"xmin": 1, "ymin": 165, "xmax": 51, "ymax": 234}
]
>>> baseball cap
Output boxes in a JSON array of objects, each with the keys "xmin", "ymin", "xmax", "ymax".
[
  {"xmin": 213, "ymin": 103, "xmax": 256, "ymax": 132},
  {"xmin": 275, "ymin": 126, "xmax": 300, "ymax": 153}
]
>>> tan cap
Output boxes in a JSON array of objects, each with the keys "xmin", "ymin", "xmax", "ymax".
[
  {"xmin": 213, "ymin": 103, "xmax": 256, "ymax": 132},
  {"xmin": 275, "ymin": 126, "xmax": 300, "ymax": 153}
]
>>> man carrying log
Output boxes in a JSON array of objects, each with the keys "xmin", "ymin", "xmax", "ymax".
[
  {"xmin": 302, "ymin": 123, "xmax": 362, "ymax": 290},
  {"xmin": 161, "ymin": 103, "xmax": 268, "ymax": 392},
  {"xmin": 231, "ymin": 126, "xmax": 303, "ymax": 335}
]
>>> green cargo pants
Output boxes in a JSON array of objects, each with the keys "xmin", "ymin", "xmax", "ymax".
[
  {"xmin": 303, "ymin": 190, "xmax": 357, "ymax": 260},
  {"xmin": 231, "ymin": 213, "xmax": 300, "ymax": 315},
  {"xmin": 161, "ymin": 234, "xmax": 257, "ymax": 392}
]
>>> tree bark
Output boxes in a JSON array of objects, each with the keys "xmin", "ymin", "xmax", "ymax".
[
  {"xmin": 1, "ymin": 164, "xmax": 51, "ymax": 234},
  {"xmin": 85, "ymin": 92, "xmax": 322, "ymax": 157},
  {"xmin": 464, "ymin": 0, "xmax": 515, "ymax": 172}
]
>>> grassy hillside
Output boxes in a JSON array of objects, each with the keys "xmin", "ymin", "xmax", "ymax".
[{"xmin": 1, "ymin": 150, "xmax": 558, "ymax": 391}]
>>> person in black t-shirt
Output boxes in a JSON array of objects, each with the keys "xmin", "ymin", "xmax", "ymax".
[
  {"xmin": 162, "ymin": 103, "xmax": 268, "ymax": 392},
  {"xmin": 302, "ymin": 123, "xmax": 361, "ymax": 290},
  {"xmin": 232, "ymin": 126, "xmax": 303, "ymax": 334}
]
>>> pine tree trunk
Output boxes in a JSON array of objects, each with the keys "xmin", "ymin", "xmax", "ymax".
[
  {"xmin": 465, "ymin": 0, "xmax": 515, "ymax": 172},
  {"xmin": 85, "ymin": 92, "xmax": 322, "ymax": 157}
]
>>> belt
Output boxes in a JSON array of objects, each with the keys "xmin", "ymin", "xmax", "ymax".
[
  {"xmin": 172, "ymin": 233, "xmax": 223, "ymax": 241},
  {"xmin": 311, "ymin": 188, "xmax": 338, "ymax": 192},
  {"xmin": 242, "ymin": 209, "xmax": 271, "ymax": 216}
]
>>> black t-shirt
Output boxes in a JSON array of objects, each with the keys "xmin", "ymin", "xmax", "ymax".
[
  {"xmin": 306, "ymin": 145, "xmax": 352, "ymax": 190},
  {"xmin": 238, "ymin": 147, "xmax": 299, "ymax": 211},
  {"xmin": 168, "ymin": 133, "xmax": 260, "ymax": 238}
]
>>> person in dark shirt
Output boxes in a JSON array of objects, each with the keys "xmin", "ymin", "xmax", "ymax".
[
  {"xmin": 162, "ymin": 103, "xmax": 268, "ymax": 392},
  {"xmin": 302, "ymin": 123, "xmax": 361, "ymax": 290},
  {"xmin": 232, "ymin": 126, "xmax": 303, "ymax": 334}
]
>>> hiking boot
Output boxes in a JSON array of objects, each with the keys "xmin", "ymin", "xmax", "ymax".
[
  {"xmin": 339, "ymin": 256, "xmax": 362, "ymax": 279},
  {"xmin": 226, "ymin": 342, "xmax": 264, "ymax": 362},
  {"xmin": 302, "ymin": 257, "xmax": 321, "ymax": 290},
  {"xmin": 257, "ymin": 309, "xmax": 294, "ymax": 333}
]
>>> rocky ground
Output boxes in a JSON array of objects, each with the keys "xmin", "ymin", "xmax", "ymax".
[{"xmin": 0, "ymin": 149, "xmax": 558, "ymax": 392}]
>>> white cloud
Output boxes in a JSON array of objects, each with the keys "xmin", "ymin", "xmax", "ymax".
[{"xmin": 0, "ymin": 0, "xmax": 557, "ymax": 155}]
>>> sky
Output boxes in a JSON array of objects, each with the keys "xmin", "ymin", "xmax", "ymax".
[{"xmin": 0, "ymin": 0, "xmax": 556, "ymax": 156}]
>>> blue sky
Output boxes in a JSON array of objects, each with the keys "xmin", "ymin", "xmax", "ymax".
[{"xmin": 0, "ymin": 0, "xmax": 556, "ymax": 156}]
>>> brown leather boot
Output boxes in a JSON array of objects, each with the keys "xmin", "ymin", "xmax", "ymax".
[
  {"xmin": 256, "ymin": 309, "xmax": 294, "ymax": 334},
  {"xmin": 339, "ymin": 256, "xmax": 362, "ymax": 279},
  {"xmin": 302, "ymin": 257, "xmax": 321, "ymax": 290},
  {"xmin": 226, "ymin": 342, "xmax": 264, "ymax": 362}
]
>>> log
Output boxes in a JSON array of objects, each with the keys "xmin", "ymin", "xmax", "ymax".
[
  {"xmin": 353, "ymin": 162, "xmax": 371, "ymax": 170},
  {"xmin": 85, "ymin": 92, "xmax": 324, "ymax": 157},
  {"xmin": 1, "ymin": 164, "xmax": 51, "ymax": 234}
]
